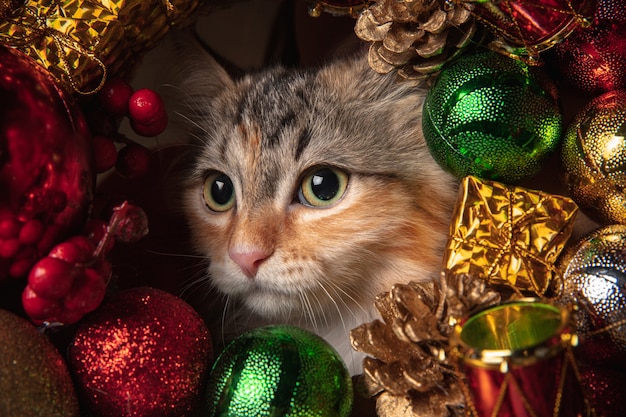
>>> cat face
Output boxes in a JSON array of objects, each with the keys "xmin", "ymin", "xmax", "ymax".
[{"xmin": 180, "ymin": 47, "xmax": 458, "ymax": 326}]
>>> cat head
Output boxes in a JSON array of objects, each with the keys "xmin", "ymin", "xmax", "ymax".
[{"xmin": 176, "ymin": 36, "xmax": 458, "ymax": 326}]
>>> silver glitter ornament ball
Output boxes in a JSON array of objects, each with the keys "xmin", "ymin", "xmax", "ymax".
[{"xmin": 558, "ymin": 224, "xmax": 626, "ymax": 368}]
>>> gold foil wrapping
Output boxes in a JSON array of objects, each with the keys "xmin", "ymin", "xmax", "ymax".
[
  {"xmin": 0, "ymin": 0, "xmax": 200, "ymax": 94},
  {"xmin": 443, "ymin": 176, "xmax": 579, "ymax": 296}
]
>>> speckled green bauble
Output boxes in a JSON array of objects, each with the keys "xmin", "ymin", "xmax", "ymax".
[
  {"xmin": 422, "ymin": 51, "xmax": 562, "ymax": 183},
  {"xmin": 204, "ymin": 325, "xmax": 352, "ymax": 417}
]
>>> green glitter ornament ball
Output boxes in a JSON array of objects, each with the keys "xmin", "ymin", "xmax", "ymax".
[
  {"xmin": 422, "ymin": 51, "xmax": 562, "ymax": 183},
  {"xmin": 204, "ymin": 325, "xmax": 352, "ymax": 417}
]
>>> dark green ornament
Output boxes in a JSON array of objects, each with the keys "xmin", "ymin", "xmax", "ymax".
[
  {"xmin": 204, "ymin": 325, "xmax": 352, "ymax": 417},
  {"xmin": 422, "ymin": 51, "xmax": 562, "ymax": 184}
]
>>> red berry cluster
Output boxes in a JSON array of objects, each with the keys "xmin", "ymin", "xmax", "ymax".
[
  {"xmin": 22, "ymin": 235, "xmax": 110, "ymax": 325},
  {"xmin": 88, "ymin": 78, "xmax": 168, "ymax": 177},
  {"xmin": 0, "ymin": 208, "xmax": 61, "ymax": 280},
  {"xmin": 21, "ymin": 201, "xmax": 149, "ymax": 326}
]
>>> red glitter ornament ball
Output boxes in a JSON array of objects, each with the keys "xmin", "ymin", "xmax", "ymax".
[
  {"xmin": 67, "ymin": 287, "xmax": 213, "ymax": 417},
  {"xmin": 0, "ymin": 46, "xmax": 93, "ymax": 280},
  {"xmin": 552, "ymin": 0, "xmax": 626, "ymax": 94}
]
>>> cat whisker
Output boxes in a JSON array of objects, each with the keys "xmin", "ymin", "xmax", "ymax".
[
  {"xmin": 317, "ymin": 281, "xmax": 346, "ymax": 333},
  {"xmin": 308, "ymin": 287, "xmax": 330, "ymax": 329},
  {"xmin": 299, "ymin": 291, "xmax": 319, "ymax": 333},
  {"xmin": 324, "ymin": 279, "xmax": 371, "ymax": 319}
]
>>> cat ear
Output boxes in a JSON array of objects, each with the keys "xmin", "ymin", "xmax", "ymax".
[{"xmin": 169, "ymin": 28, "xmax": 235, "ymax": 96}]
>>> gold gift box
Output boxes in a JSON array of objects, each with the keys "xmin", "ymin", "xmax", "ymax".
[
  {"xmin": 443, "ymin": 176, "xmax": 579, "ymax": 296},
  {"xmin": 0, "ymin": 0, "xmax": 199, "ymax": 94}
]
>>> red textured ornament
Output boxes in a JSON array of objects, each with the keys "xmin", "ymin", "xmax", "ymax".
[
  {"xmin": 68, "ymin": 287, "xmax": 213, "ymax": 417},
  {"xmin": 470, "ymin": 0, "xmax": 594, "ymax": 62},
  {"xmin": 552, "ymin": 0, "xmax": 626, "ymax": 94},
  {"xmin": 0, "ymin": 46, "xmax": 94, "ymax": 281}
]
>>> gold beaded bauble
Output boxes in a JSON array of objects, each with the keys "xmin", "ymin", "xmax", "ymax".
[{"xmin": 562, "ymin": 89, "xmax": 626, "ymax": 224}]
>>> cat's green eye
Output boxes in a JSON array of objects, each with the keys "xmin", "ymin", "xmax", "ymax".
[
  {"xmin": 298, "ymin": 167, "xmax": 349, "ymax": 208},
  {"xmin": 203, "ymin": 172, "xmax": 235, "ymax": 212}
]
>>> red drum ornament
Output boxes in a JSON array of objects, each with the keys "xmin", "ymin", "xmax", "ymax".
[
  {"xmin": 469, "ymin": 0, "xmax": 594, "ymax": 63},
  {"xmin": 0, "ymin": 46, "xmax": 93, "ymax": 281},
  {"xmin": 552, "ymin": 0, "xmax": 626, "ymax": 95},
  {"xmin": 450, "ymin": 300, "xmax": 590, "ymax": 417}
]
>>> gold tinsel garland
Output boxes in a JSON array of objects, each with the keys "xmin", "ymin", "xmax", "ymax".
[{"xmin": 351, "ymin": 273, "xmax": 502, "ymax": 417}]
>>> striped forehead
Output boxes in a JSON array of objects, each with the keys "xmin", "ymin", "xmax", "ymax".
[
  {"xmin": 210, "ymin": 71, "xmax": 315, "ymax": 201},
  {"xmin": 235, "ymin": 70, "xmax": 313, "ymax": 150}
]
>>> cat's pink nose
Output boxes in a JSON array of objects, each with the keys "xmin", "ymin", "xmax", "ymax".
[{"xmin": 229, "ymin": 248, "xmax": 272, "ymax": 278}]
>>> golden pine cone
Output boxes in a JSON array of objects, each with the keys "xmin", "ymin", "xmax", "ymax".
[
  {"xmin": 350, "ymin": 273, "xmax": 501, "ymax": 417},
  {"xmin": 354, "ymin": 0, "xmax": 476, "ymax": 80}
]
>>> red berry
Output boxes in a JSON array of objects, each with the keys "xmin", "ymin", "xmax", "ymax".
[
  {"xmin": 22, "ymin": 285, "xmax": 62, "ymax": 322},
  {"xmin": 63, "ymin": 268, "xmax": 107, "ymax": 315},
  {"xmin": 100, "ymin": 78, "xmax": 134, "ymax": 116},
  {"xmin": 28, "ymin": 257, "xmax": 77, "ymax": 299},
  {"xmin": 115, "ymin": 144, "xmax": 151, "ymax": 178},
  {"xmin": 0, "ymin": 238, "xmax": 21, "ymax": 258},
  {"xmin": 18, "ymin": 219, "xmax": 45, "ymax": 245},
  {"xmin": 9, "ymin": 247, "xmax": 37, "ymax": 278},
  {"xmin": 0, "ymin": 216, "xmax": 21, "ymax": 239},
  {"xmin": 92, "ymin": 135, "xmax": 118, "ymax": 173},
  {"xmin": 128, "ymin": 88, "xmax": 167, "ymax": 126},
  {"xmin": 48, "ymin": 236, "xmax": 94, "ymax": 264},
  {"xmin": 130, "ymin": 114, "xmax": 168, "ymax": 137}
]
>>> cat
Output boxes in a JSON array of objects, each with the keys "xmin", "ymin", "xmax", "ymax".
[{"xmin": 173, "ymin": 35, "xmax": 459, "ymax": 374}]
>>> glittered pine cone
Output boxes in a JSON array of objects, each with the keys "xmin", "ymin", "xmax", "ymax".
[
  {"xmin": 354, "ymin": 0, "xmax": 476, "ymax": 81},
  {"xmin": 350, "ymin": 273, "xmax": 501, "ymax": 417}
]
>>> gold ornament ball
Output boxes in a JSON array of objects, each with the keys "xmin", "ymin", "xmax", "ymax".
[
  {"xmin": 562, "ymin": 89, "xmax": 626, "ymax": 224},
  {"xmin": 0, "ymin": 309, "xmax": 79, "ymax": 416}
]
